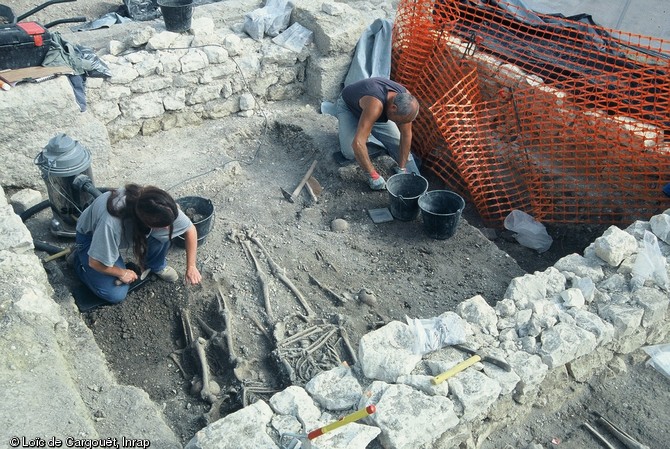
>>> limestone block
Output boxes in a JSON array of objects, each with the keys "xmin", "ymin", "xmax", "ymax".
[
  {"xmin": 504, "ymin": 273, "xmax": 549, "ymax": 309},
  {"xmin": 129, "ymin": 26, "xmax": 156, "ymax": 47},
  {"xmin": 358, "ymin": 321, "xmax": 422, "ymax": 383},
  {"xmin": 608, "ymin": 327, "xmax": 647, "ymax": 354},
  {"xmin": 180, "ymin": 49, "xmax": 209, "ymax": 73},
  {"xmin": 268, "ymin": 82, "xmax": 305, "ymax": 101},
  {"xmin": 362, "ymin": 383, "xmax": 458, "ymax": 449},
  {"xmin": 633, "ymin": 286, "xmax": 669, "ymax": 326},
  {"xmin": 163, "ymin": 90, "xmax": 187, "ymax": 111},
  {"xmin": 107, "ymin": 118, "xmax": 143, "ymax": 142},
  {"xmin": 261, "ymin": 41, "xmax": 302, "ymax": 66},
  {"xmin": 567, "ymin": 308, "xmax": 614, "ymax": 345},
  {"xmin": 305, "ymin": 365, "xmax": 362, "ymax": 411},
  {"xmin": 222, "ymin": 33, "xmax": 243, "ymax": 56},
  {"xmin": 184, "ymin": 400, "xmax": 275, "ymax": 449},
  {"xmin": 508, "ymin": 352, "xmax": 548, "ymax": 396},
  {"xmin": 539, "ymin": 323, "xmax": 598, "ymax": 368},
  {"xmin": 650, "ymin": 212, "xmax": 670, "ymax": 244},
  {"xmin": 107, "ymin": 63, "xmax": 140, "ymax": 84},
  {"xmin": 597, "ymin": 273, "xmax": 628, "ymax": 293},
  {"xmin": 560, "ymin": 288, "xmax": 585, "ymax": 308},
  {"xmin": 130, "ymin": 76, "xmax": 173, "ymax": 93},
  {"xmin": 187, "ymin": 85, "xmax": 223, "ymax": 105},
  {"xmin": 456, "ymin": 295, "xmax": 499, "ymax": 336},
  {"xmin": 119, "ymin": 92, "xmax": 165, "ymax": 120},
  {"xmin": 141, "ymin": 118, "xmax": 162, "ymax": 135},
  {"xmin": 147, "ymin": 30, "xmax": 180, "ymax": 50},
  {"xmin": 449, "ymin": 369, "xmax": 502, "ymax": 421},
  {"xmin": 9, "ymin": 189, "xmax": 42, "ymax": 215},
  {"xmin": 305, "ymin": 54, "xmax": 350, "ymax": 101},
  {"xmin": 496, "ymin": 298, "xmax": 517, "ymax": 318},
  {"xmin": 109, "ymin": 39, "xmax": 127, "ymax": 56},
  {"xmin": 566, "ymin": 346, "xmax": 614, "ymax": 382},
  {"xmin": 593, "ymin": 226, "xmax": 638, "ymax": 267},
  {"xmin": 482, "ymin": 348, "xmax": 520, "ymax": 395},
  {"xmin": 555, "ymin": 253, "xmax": 605, "ymax": 282},
  {"xmin": 0, "ymin": 207, "xmax": 34, "ymax": 254},
  {"xmin": 626, "ymin": 219, "xmax": 652, "ymax": 240},
  {"xmin": 135, "ymin": 55, "xmax": 161, "ymax": 77},
  {"xmin": 202, "ymin": 98, "xmax": 239, "ymax": 119},
  {"xmin": 269, "ymin": 386, "xmax": 321, "ymax": 430},
  {"xmin": 572, "ymin": 276, "xmax": 596, "ymax": 302},
  {"xmin": 646, "ymin": 323, "xmax": 669, "ymax": 345},
  {"xmin": 598, "ymin": 303, "xmax": 644, "ymax": 337},
  {"xmin": 90, "ymin": 102, "xmax": 122, "ymax": 124},
  {"xmin": 292, "ymin": 0, "xmax": 367, "ymax": 55},
  {"xmin": 99, "ymin": 85, "xmax": 132, "ymax": 101},
  {"xmin": 202, "ymin": 46, "xmax": 229, "ymax": 64},
  {"xmin": 156, "ymin": 50, "xmax": 188, "ymax": 74}
]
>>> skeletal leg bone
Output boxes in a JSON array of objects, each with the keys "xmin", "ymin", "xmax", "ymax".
[
  {"xmin": 168, "ymin": 351, "xmax": 188, "ymax": 378},
  {"xmin": 249, "ymin": 314, "xmax": 273, "ymax": 342},
  {"xmin": 240, "ymin": 239, "xmax": 274, "ymax": 323},
  {"xmin": 246, "ymin": 230, "xmax": 314, "ymax": 317},
  {"xmin": 308, "ymin": 273, "xmax": 347, "ymax": 305},
  {"xmin": 216, "ymin": 284, "xmax": 240, "ymax": 365},
  {"xmin": 339, "ymin": 327, "xmax": 359, "ymax": 366},
  {"xmin": 194, "ymin": 337, "xmax": 220, "ymax": 404}
]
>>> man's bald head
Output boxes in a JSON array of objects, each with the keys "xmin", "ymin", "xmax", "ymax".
[{"xmin": 390, "ymin": 92, "xmax": 420, "ymax": 124}]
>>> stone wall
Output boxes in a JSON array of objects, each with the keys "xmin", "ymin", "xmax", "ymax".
[{"xmin": 84, "ymin": 0, "xmax": 389, "ymax": 143}]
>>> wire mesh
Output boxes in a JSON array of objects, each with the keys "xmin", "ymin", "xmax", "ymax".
[{"xmin": 393, "ymin": 0, "xmax": 670, "ymax": 225}]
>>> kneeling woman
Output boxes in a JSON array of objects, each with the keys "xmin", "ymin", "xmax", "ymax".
[{"xmin": 71, "ymin": 184, "xmax": 202, "ymax": 303}]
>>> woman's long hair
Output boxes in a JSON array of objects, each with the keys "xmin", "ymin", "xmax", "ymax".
[{"xmin": 107, "ymin": 184, "xmax": 178, "ymax": 267}]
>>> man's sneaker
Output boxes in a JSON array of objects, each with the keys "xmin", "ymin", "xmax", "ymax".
[{"xmin": 155, "ymin": 266, "xmax": 178, "ymax": 282}]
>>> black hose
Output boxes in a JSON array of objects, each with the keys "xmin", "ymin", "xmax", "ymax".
[
  {"xmin": 18, "ymin": 187, "xmax": 112, "ymax": 256},
  {"xmin": 19, "ymin": 199, "xmax": 51, "ymax": 222},
  {"xmin": 34, "ymin": 240, "xmax": 67, "ymax": 255}
]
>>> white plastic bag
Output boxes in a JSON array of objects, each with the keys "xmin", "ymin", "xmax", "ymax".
[
  {"xmin": 243, "ymin": 0, "xmax": 293, "ymax": 41},
  {"xmin": 406, "ymin": 313, "xmax": 467, "ymax": 355},
  {"xmin": 630, "ymin": 230, "xmax": 670, "ymax": 291},
  {"xmin": 272, "ymin": 22, "xmax": 313, "ymax": 52},
  {"xmin": 642, "ymin": 343, "xmax": 670, "ymax": 380},
  {"xmin": 503, "ymin": 209, "xmax": 553, "ymax": 253}
]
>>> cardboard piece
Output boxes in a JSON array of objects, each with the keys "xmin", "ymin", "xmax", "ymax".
[{"xmin": 0, "ymin": 65, "xmax": 73, "ymax": 84}]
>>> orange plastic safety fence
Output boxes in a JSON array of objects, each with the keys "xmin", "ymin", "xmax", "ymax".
[{"xmin": 393, "ymin": 0, "xmax": 670, "ymax": 225}]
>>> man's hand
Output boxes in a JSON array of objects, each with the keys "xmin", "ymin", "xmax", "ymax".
[
  {"xmin": 368, "ymin": 170, "xmax": 386, "ymax": 190},
  {"xmin": 393, "ymin": 166, "xmax": 408, "ymax": 175}
]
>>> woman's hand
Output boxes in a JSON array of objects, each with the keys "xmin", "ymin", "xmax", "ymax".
[
  {"xmin": 185, "ymin": 265, "xmax": 202, "ymax": 285},
  {"xmin": 118, "ymin": 268, "xmax": 138, "ymax": 284}
]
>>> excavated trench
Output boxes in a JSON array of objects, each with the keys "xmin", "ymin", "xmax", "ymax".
[{"xmin": 20, "ymin": 121, "xmax": 608, "ymax": 446}]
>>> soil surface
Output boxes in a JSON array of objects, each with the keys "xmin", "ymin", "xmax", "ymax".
[{"xmin": 13, "ymin": 0, "xmax": 670, "ymax": 447}]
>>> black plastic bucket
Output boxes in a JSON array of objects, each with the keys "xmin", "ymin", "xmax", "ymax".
[
  {"xmin": 174, "ymin": 196, "xmax": 214, "ymax": 247},
  {"xmin": 418, "ymin": 190, "xmax": 465, "ymax": 240},
  {"xmin": 157, "ymin": 0, "xmax": 193, "ymax": 32},
  {"xmin": 387, "ymin": 173, "xmax": 429, "ymax": 221}
]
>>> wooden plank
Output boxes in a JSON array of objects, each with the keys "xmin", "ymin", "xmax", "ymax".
[{"xmin": 0, "ymin": 65, "xmax": 73, "ymax": 84}]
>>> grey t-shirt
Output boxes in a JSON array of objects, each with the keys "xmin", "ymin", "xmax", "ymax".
[{"xmin": 76, "ymin": 190, "xmax": 192, "ymax": 267}]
